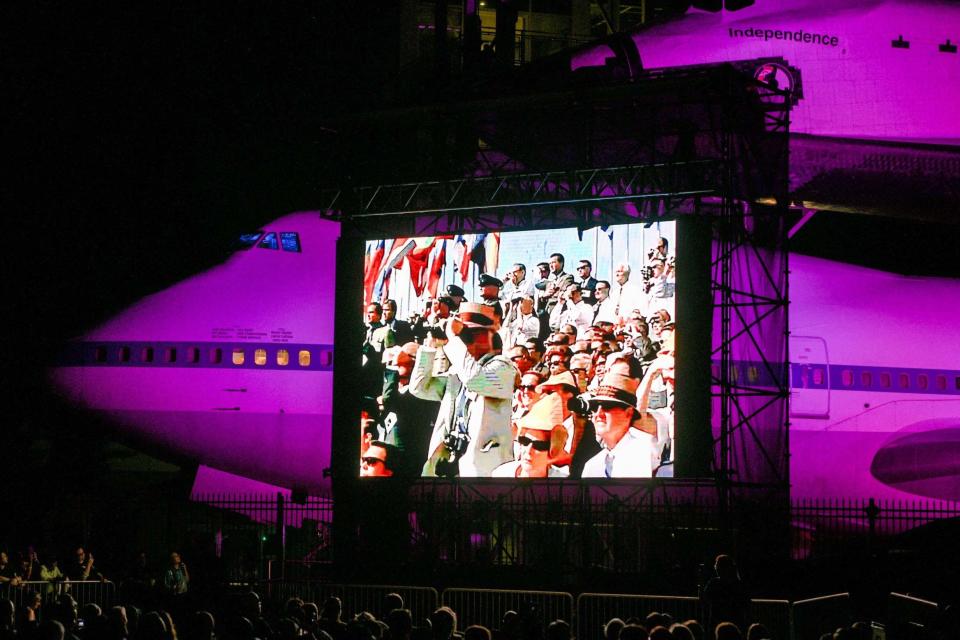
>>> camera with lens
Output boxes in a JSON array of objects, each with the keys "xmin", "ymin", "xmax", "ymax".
[
  {"xmin": 443, "ymin": 431, "xmax": 470, "ymax": 457},
  {"xmin": 567, "ymin": 393, "xmax": 593, "ymax": 417}
]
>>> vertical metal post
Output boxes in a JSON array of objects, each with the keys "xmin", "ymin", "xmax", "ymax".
[{"xmin": 276, "ymin": 492, "xmax": 286, "ymax": 580}]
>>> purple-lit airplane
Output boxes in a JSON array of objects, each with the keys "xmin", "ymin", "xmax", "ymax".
[
  {"xmin": 47, "ymin": 213, "xmax": 960, "ymax": 503},
  {"xmin": 49, "ymin": 0, "xmax": 960, "ymax": 503},
  {"xmin": 50, "ymin": 212, "xmax": 339, "ymax": 494}
]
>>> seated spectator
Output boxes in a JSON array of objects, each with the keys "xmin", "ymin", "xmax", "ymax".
[
  {"xmin": 0, "ymin": 553, "xmax": 20, "ymax": 587},
  {"xmin": 37, "ymin": 620, "xmax": 66, "ymax": 640},
  {"xmin": 462, "ymin": 627, "xmax": 490, "ymax": 640},
  {"xmin": 714, "ymin": 623, "xmax": 741, "ymax": 640},
  {"xmin": 648, "ymin": 628, "xmax": 671, "ymax": 640},
  {"xmin": 66, "ymin": 548, "xmax": 104, "ymax": 582},
  {"xmin": 387, "ymin": 609, "xmax": 413, "ymax": 640},
  {"xmin": 619, "ymin": 624, "xmax": 649, "ymax": 640},
  {"xmin": 668, "ymin": 624, "xmax": 694, "ymax": 640},
  {"xmin": 319, "ymin": 597, "xmax": 347, "ymax": 640},
  {"xmin": 544, "ymin": 621, "xmax": 569, "ymax": 640},
  {"xmin": 681, "ymin": 621, "xmax": 703, "ymax": 640},
  {"xmin": 428, "ymin": 607, "xmax": 457, "ymax": 640},
  {"xmin": 745, "ymin": 623, "xmax": 770, "ymax": 640},
  {"xmin": 602, "ymin": 619, "xmax": 624, "ymax": 640}
]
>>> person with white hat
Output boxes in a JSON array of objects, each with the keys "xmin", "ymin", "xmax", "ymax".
[
  {"xmin": 411, "ymin": 302, "xmax": 518, "ymax": 477},
  {"xmin": 492, "ymin": 394, "xmax": 569, "ymax": 478},
  {"xmin": 581, "ymin": 372, "xmax": 656, "ymax": 478}
]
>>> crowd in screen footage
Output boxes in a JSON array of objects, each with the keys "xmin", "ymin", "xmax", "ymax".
[{"xmin": 360, "ymin": 227, "xmax": 676, "ymax": 479}]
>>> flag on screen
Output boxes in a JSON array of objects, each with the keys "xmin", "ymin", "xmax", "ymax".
[
  {"xmin": 469, "ymin": 233, "xmax": 487, "ymax": 276},
  {"xmin": 405, "ymin": 237, "xmax": 435, "ymax": 296},
  {"xmin": 383, "ymin": 237, "xmax": 416, "ymax": 271},
  {"xmin": 426, "ymin": 238, "xmax": 447, "ymax": 298},
  {"xmin": 373, "ymin": 266, "xmax": 392, "ymax": 303},
  {"xmin": 484, "ymin": 232, "xmax": 500, "ymax": 274},
  {"xmin": 363, "ymin": 239, "xmax": 386, "ymax": 307},
  {"xmin": 453, "ymin": 235, "xmax": 470, "ymax": 283}
]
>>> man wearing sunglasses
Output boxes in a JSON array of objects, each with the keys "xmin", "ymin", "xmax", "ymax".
[
  {"xmin": 360, "ymin": 441, "xmax": 397, "ymax": 477},
  {"xmin": 581, "ymin": 373, "xmax": 655, "ymax": 478},
  {"xmin": 493, "ymin": 394, "xmax": 568, "ymax": 478}
]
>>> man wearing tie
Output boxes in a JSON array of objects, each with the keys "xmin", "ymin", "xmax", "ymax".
[{"xmin": 580, "ymin": 373, "xmax": 655, "ymax": 478}]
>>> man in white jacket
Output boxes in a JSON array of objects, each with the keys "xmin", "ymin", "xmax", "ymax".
[{"xmin": 409, "ymin": 303, "xmax": 518, "ymax": 477}]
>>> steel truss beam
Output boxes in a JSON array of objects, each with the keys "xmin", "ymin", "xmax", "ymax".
[{"xmin": 322, "ymin": 159, "xmax": 721, "ymax": 220}]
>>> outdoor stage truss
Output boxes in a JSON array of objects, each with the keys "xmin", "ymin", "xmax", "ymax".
[{"xmin": 329, "ymin": 60, "xmax": 793, "ymax": 575}]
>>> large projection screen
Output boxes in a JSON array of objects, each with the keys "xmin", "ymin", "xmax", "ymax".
[{"xmin": 359, "ymin": 222, "xmax": 679, "ymax": 479}]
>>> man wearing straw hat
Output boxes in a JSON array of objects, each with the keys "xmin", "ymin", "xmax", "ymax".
[
  {"xmin": 411, "ymin": 302, "xmax": 517, "ymax": 477},
  {"xmin": 492, "ymin": 394, "xmax": 569, "ymax": 478},
  {"xmin": 581, "ymin": 373, "xmax": 656, "ymax": 478}
]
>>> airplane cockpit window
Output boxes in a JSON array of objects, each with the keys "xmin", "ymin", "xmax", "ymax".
[
  {"xmin": 238, "ymin": 232, "xmax": 263, "ymax": 249},
  {"xmin": 280, "ymin": 232, "xmax": 301, "ymax": 252},
  {"xmin": 259, "ymin": 232, "xmax": 279, "ymax": 250}
]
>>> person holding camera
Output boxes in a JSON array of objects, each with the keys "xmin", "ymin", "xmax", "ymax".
[{"xmin": 411, "ymin": 303, "xmax": 518, "ymax": 477}]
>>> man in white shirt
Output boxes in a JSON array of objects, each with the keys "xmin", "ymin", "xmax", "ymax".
[
  {"xmin": 581, "ymin": 372, "xmax": 655, "ymax": 478},
  {"xmin": 509, "ymin": 294, "xmax": 541, "ymax": 346},
  {"xmin": 549, "ymin": 283, "xmax": 593, "ymax": 336},
  {"xmin": 610, "ymin": 263, "xmax": 644, "ymax": 324}
]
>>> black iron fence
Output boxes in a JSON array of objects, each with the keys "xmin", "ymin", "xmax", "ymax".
[
  {"xmin": 3, "ymin": 580, "xmax": 116, "ymax": 620},
  {"xmin": 66, "ymin": 491, "xmax": 959, "ymax": 585},
  {"xmin": 790, "ymin": 497, "xmax": 960, "ymax": 560}
]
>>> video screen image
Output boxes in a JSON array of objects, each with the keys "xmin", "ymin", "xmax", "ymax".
[{"xmin": 360, "ymin": 222, "xmax": 676, "ymax": 479}]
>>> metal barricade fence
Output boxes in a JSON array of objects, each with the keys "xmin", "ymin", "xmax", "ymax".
[
  {"xmin": 887, "ymin": 592, "xmax": 939, "ymax": 630},
  {"xmin": 442, "ymin": 588, "xmax": 574, "ymax": 632},
  {"xmin": 792, "ymin": 592, "xmax": 851, "ymax": 640},
  {"xmin": 576, "ymin": 593, "xmax": 700, "ymax": 640},
  {"xmin": 5, "ymin": 581, "xmax": 116, "ymax": 620},
  {"xmin": 749, "ymin": 599, "xmax": 791, "ymax": 640}
]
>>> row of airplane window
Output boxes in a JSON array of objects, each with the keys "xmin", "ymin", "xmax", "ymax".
[
  {"xmin": 92, "ymin": 346, "xmax": 332, "ymax": 368},
  {"xmin": 713, "ymin": 363, "xmax": 960, "ymax": 392},
  {"xmin": 798, "ymin": 365, "xmax": 960, "ymax": 392}
]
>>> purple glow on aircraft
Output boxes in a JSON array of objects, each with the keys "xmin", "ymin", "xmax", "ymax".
[
  {"xmin": 47, "ymin": 212, "xmax": 960, "ymax": 504},
  {"xmin": 50, "ymin": 211, "xmax": 339, "ymax": 491},
  {"xmin": 574, "ymin": 0, "xmax": 960, "ymax": 145}
]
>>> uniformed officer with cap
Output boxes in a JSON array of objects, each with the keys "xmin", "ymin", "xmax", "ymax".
[
  {"xmin": 445, "ymin": 284, "xmax": 466, "ymax": 311},
  {"xmin": 478, "ymin": 273, "xmax": 503, "ymax": 303}
]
